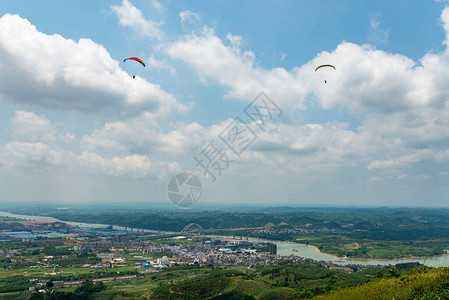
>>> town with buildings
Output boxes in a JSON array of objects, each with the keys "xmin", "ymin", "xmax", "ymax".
[
  {"xmin": 0, "ymin": 217, "xmax": 428, "ymax": 295},
  {"xmin": 0, "ymin": 216, "xmax": 389, "ymax": 296}
]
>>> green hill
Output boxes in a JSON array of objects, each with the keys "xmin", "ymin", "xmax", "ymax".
[{"xmin": 319, "ymin": 267, "xmax": 449, "ymax": 300}]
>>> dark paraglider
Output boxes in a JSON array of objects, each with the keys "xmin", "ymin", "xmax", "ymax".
[{"xmin": 315, "ymin": 64, "xmax": 335, "ymax": 84}]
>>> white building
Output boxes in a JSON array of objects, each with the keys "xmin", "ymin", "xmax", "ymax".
[{"xmin": 157, "ymin": 256, "xmax": 168, "ymax": 265}]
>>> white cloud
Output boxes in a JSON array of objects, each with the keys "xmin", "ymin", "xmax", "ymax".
[
  {"xmin": 146, "ymin": 55, "xmax": 176, "ymax": 74},
  {"xmin": 81, "ymin": 114, "xmax": 208, "ymax": 156},
  {"xmin": 396, "ymin": 174, "xmax": 431, "ymax": 181},
  {"xmin": 280, "ymin": 52, "xmax": 288, "ymax": 62},
  {"xmin": 441, "ymin": 6, "xmax": 449, "ymax": 47},
  {"xmin": 80, "ymin": 116, "xmax": 162, "ymax": 154},
  {"xmin": 368, "ymin": 12, "xmax": 389, "ymax": 44},
  {"xmin": 367, "ymin": 148, "xmax": 449, "ymax": 171},
  {"xmin": 310, "ymin": 36, "xmax": 449, "ymax": 172},
  {"xmin": 165, "ymin": 9, "xmax": 449, "ymax": 178},
  {"xmin": 151, "ymin": 0, "xmax": 163, "ymax": 13},
  {"xmin": 238, "ymin": 121, "xmax": 365, "ymax": 176},
  {"xmin": 308, "ymin": 43, "xmax": 416, "ymax": 113},
  {"xmin": 80, "ymin": 116, "xmax": 364, "ymax": 178},
  {"xmin": 60, "ymin": 132, "xmax": 75, "ymax": 143},
  {"xmin": 76, "ymin": 151, "xmax": 181, "ymax": 179},
  {"xmin": 226, "ymin": 33, "xmax": 243, "ymax": 48},
  {"xmin": 77, "ymin": 152, "xmax": 152, "ymax": 177},
  {"xmin": 111, "ymin": 0, "xmax": 163, "ymax": 40},
  {"xmin": 11, "ymin": 111, "xmax": 56, "ymax": 142},
  {"xmin": 0, "ymin": 14, "xmax": 185, "ymax": 118},
  {"xmin": 166, "ymin": 20, "xmax": 446, "ymax": 116},
  {"xmin": 0, "ymin": 138, "xmax": 180, "ymax": 179},
  {"xmin": 167, "ymin": 27, "xmax": 308, "ymax": 107},
  {"xmin": 4, "ymin": 5, "xmax": 449, "ymax": 200},
  {"xmin": 2, "ymin": 142, "xmax": 73, "ymax": 169},
  {"xmin": 179, "ymin": 10, "xmax": 200, "ymax": 31}
]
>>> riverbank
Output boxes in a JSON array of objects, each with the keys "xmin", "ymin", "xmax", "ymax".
[
  {"xmin": 240, "ymin": 234, "xmax": 449, "ymax": 261},
  {"xmin": 296, "ymin": 242, "xmax": 449, "ymax": 262}
]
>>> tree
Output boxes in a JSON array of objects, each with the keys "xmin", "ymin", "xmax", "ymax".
[
  {"xmin": 387, "ymin": 266, "xmax": 400, "ymax": 278},
  {"xmin": 46, "ymin": 280, "xmax": 54, "ymax": 289}
]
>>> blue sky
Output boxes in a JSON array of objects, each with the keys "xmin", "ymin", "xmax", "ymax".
[{"xmin": 1, "ymin": 0, "xmax": 449, "ymax": 208}]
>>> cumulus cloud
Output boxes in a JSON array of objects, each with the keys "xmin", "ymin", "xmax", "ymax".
[
  {"xmin": 167, "ymin": 27, "xmax": 308, "ymax": 107},
  {"xmin": 0, "ymin": 139, "xmax": 180, "ymax": 179},
  {"xmin": 146, "ymin": 55, "xmax": 176, "ymax": 74},
  {"xmin": 367, "ymin": 151, "xmax": 428, "ymax": 170},
  {"xmin": 309, "ymin": 43, "xmax": 418, "ymax": 115},
  {"xmin": 164, "ymin": 8, "xmax": 449, "ymax": 177},
  {"xmin": 5, "ymin": 5, "xmax": 449, "ymax": 191},
  {"xmin": 1, "ymin": 108, "xmax": 182, "ymax": 179},
  {"xmin": 77, "ymin": 152, "xmax": 151, "ymax": 177},
  {"xmin": 165, "ymin": 20, "xmax": 445, "ymax": 114},
  {"xmin": 235, "ymin": 121, "xmax": 365, "ymax": 175},
  {"xmin": 0, "ymin": 14, "xmax": 185, "ymax": 118},
  {"xmin": 226, "ymin": 33, "xmax": 243, "ymax": 48},
  {"xmin": 11, "ymin": 111, "xmax": 56, "ymax": 142},
  {"xmin": 76, "ymin": 152, "xmax": 182, "ymax": 179},
  {"xmin": 111, "ymin": 0, "xmax": 163, "ymax": 40},
  {"xmin": 81, "ymin": 114, "xmax": 209, "ymax": 156},
  {"xmin": 441, "ymin": 7, "xmax": 449, "ymax": 47},
  {"xmin": 2, "ymin": 142, "xmax": 73, "ymax": 169},
  {"xmin": 81, "ymin": 116, "xmax": 368, "ymax": 178}
]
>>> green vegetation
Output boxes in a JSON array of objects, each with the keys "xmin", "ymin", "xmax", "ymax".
[
  {"xmin": 151, "ymin": 273, "xmax": 234, "ymax": 299},
  {"xmin": 50, "ymin": 250, "xmax": 101, "ymax": 267},
  {"xmin": 2, "ymin": 207, "xmax": 449, "ymax": 299},
  {"xmin": 46, "ymin": 207, "xmax": 449, "ymax": 259},
  {"xmin": 20, "ymin": 264, "xmax": 446, "ymax": 300},
  {"xmin": 0, "ymin": 259, "xmax": 385, "ymax": 299},
  {"xmin": 292, "ymin": 233, "xmax": 446, "ymax": 259},
  {"xmin": 21, "ymin": 260, "xmax": 420, "ymax": 300},
  {"xmin": 320, "ymin": 267, "xmax": 449, "ymax": 299},
  {"xmin": 29, "ymin": 281, "xmax": 107, "ymax": 299},
  {"xmin": 0, "ymin": 275, "xmax": 33, "ymax": 293}
]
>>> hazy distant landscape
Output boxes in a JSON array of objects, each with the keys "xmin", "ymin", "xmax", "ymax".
[{"xmin": 6, "ymin": 205, "xmax": 449, "ymax": 259}]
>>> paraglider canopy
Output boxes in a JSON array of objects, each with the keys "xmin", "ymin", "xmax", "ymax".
[
  {"xmin": 315, "ymin": 64, "xmax": 336, "ymax": 72},
  {"xmin": 123, "ymin": 57, "xmax": 145, "ymax": 67},
  {"xmin": 123, "ymin": 57, "xmax": 145, "ymax": 79}
]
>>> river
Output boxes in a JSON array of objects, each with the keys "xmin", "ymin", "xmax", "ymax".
[
  {"xmin": 2, "ymin": 211, "xmax": 448, "ymax": 267},
  {"xmin": 0, "ymin": 211, "xmax": 163, "ymax": 233}
]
